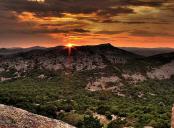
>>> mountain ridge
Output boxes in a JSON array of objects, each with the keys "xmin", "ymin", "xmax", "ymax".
[
  {"xmin": 1, "ymin": 44, "xmax": 174, "ymax": 56},
  {"xmin": 0, "ymin": 43, "xmax": 174, "ymax": 86},
  {"xmin": 121, "ymin": 47, "xmax": 174, "ymax": 56},
  {"xmin": 0, "ymin": 43, "xmax": 174, "ymax": 127}
]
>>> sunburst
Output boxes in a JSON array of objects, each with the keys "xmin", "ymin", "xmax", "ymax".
[
  {"xmin": 28, "ymin": 0, "xmax": 45, "ymax": 3},
  {"xmin": 65, "ymin": 43, "xmax": 75, "ymax": 48}
]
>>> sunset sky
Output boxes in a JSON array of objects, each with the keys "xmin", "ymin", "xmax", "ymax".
[{"xmin": 0, "ymin": 0, "xmax": 174, "ymax": 48}]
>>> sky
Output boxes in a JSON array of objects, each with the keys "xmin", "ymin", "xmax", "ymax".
[{"xmin": 0, "ymin": 0, "xmax": 174, "ymax": 48}]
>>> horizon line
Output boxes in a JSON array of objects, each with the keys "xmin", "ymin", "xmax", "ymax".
[{"xmin": 1, "ymin": 43, "xmax": 174, "ymax": 49}]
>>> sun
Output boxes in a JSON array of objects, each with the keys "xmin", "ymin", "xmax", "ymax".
[
  {"xmin": 28, "ymin": 0, "xmax": 45, "ymax": 3},
  {"xmin": 65, "ymin": 43, "xmax": 75, "ymax": 48}
]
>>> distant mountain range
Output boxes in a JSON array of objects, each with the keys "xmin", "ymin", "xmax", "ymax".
[
  {"xmin": 121, "ymin": 47, "xmax": 174, "ymax": 56},
  {"xmin": 1, "ymin": 45, "xmax": 174, "ymax": 56},
  {"xmin": 0, "ymin": 46, "xmax": 45, "ymax": 55}
]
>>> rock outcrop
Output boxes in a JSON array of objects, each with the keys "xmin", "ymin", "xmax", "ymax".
[
  {"xmin": 147, "ymin": 61, "xmax": 174, "ymax": 80},
  {"xmin": 172, "ymin": 106, "xmax": 174, "ymax": 128},
  {"xmin": 86, "ymin": 76, "xmax": 122, "ymax": 92},
  {"xmin": 0, "ymin": 104, "xmax": 76, "ymax": 128}
]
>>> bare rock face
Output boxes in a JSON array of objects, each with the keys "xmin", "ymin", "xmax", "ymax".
[
  {"xmin": 172, "ymin": 106, "xmax": 174, "ymax": 128},
  {"xmin": 147, "ymin": 61, "xmax": 174, "ymax": 80},
  {"xmin": 86, "ymin": 76, "xmax": 122, "ymax": 92},
  {"xmin": 122, "ymin": 73, "xmax": 146, "ymax": 84},
  {"xmin": 0, "ymin": 104, "xmax": 76, "ymax": 128}
]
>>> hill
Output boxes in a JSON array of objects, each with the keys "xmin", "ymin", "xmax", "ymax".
[
  {"xmin": 0, "ymin": 43, "xmax": 174, "ymax": 127},
  {"xmin": 0, "ymin": 46, "xmax": 45, "ymax": 55},
  {"xmin": 121, "ymin": 47, "xmax": 174, "ymax": 56}
]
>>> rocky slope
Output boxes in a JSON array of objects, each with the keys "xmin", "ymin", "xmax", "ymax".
[
  {"xmin": 172, "ymin": 106, "xmax": 174, "ymax": 128},
  {"xmin": 0, "ymin": 44, "xmax": 140, "ymax": 79},
  {"xmin": 0, "ymin": 104, "xmax": 76, "ymax": 128},
  {"xmin": 0, "ymin": 44, "xmax": 174, "ymax": 127},
  {"xmin": 0, "ymin": 44, "xmax": 174, "ymax": 92}
]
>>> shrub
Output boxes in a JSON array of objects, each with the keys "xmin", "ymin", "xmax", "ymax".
[
  {"xmin": 108, "ymin": 118, "xmax": 126, "ymax": 128},
  {"xmin": 78, "ymin": 115, "xmax": 103, "ymax": 128},
  {"xmin": 62, "ymin": 113, "xmax": 83, "ymax": 126},
  {"xmin": 97, "ymin": 105, "xmax": 110, "ymax": 115}
]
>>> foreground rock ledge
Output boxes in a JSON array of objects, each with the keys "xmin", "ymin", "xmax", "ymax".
[
  {"xmin": 0, "ymin": 104, "xmax": 76, "ymax": 128},
  {"xmin": 172, "ymin": 106, "xmax": 174, "ymax": 128}
]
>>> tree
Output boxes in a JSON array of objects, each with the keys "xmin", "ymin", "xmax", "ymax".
[
  {"xmin": 62, "ymin": 113, "xmax": 83, "ymax": 126},
  {"xmin": 105, "ymin": 111, "xmax": 112, "ymax": 120},
  {"xmin": 78, "ymin": 115, "xmax": 103, "ymax": 128},
  {"xmin": 97, "ymin": 105, "xmax": 110, "ymax": 115},
  {"xmin": 108, "ymin": 119, "xmax": 126, "ymax": 128}
]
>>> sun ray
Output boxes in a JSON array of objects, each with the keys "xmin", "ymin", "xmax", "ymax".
[{"xmin": 65, "ymin": 43, "xmax": 75, "ymax": 48}]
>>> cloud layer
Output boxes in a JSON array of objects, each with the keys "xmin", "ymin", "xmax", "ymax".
[{"xmin": 0, "ymin": 0, "xmax": 174, "ymax": 47}]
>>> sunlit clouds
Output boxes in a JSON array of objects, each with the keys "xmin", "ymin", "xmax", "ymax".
[{"xmin": 0, "ymin": 0, "xmax": 174, "ymax": 48}]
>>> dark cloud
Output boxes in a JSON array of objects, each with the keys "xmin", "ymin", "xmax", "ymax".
[
  {"xmin": 95, "ymin": 30, "xmax": 126, "ymax": 35},
  {"xmin": 100, "ymin": 20, "xmax": 171, "ymax": 24},
  {"xmin": 0, "ymin": 0, "xmax": 166, "ymax": 17},
  {"xmin": 97, "ymin": 7, "xmax": 134, "ymax": 16},
  {"xmin": 130, "ymin": 30, "xmax": 174, "ymax": 37},
  {"xmin": 0, "ymin": 28, "xmax": 90, "ymax": 34},
  {"xmin": 39, "ymin": 21, "xmax": 88, "ymax": 28},
  {"xmin": 0, "ymin": 0, "xmax": 174, "ymax": 47}
]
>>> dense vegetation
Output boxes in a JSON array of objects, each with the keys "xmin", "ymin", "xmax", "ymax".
[{"xmin": 0, "ymin": 73, "xmax": 173, "ymax": 128}]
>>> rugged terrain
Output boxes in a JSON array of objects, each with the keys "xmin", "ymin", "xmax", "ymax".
[
  {"xmin": 0, "ymin": 104, "xmax": 75, "ymax": 128},
  {"xmin": 0, "ymin": 44, "xmax": 174, "ymax": 127},
  {"xmin": 0, "ymin": 44, "xmax": 174, "ymax": 91}
]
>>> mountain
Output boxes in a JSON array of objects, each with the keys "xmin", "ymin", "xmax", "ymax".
[
  {"xmin": 0, "ymin": 43, "xmax": 143, "ymax": 84},
  {"xmin": 1, "ymin": 43, "xmax": 174, "ymax": 90},
  {"xmin": 0, "ymin": 104, "xmax": 75, "ymax": 128},
  {"xmin": 2, "ymin": 46, "xmax": 174, "ymax": 57},
  {"xmin": 0, "ymin": 43, "xmax": 174, "ymax": 127},
  {"xmin": 147, "ymin": 52, "xmax": 174, "ymax": 62},
  {"xmin": 0, "ymin": 46, "xmax": 45, "ymax": 55},
  {"xmin": 121, "ymin": 47, "xmax": 174, "ymax": 56}
]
